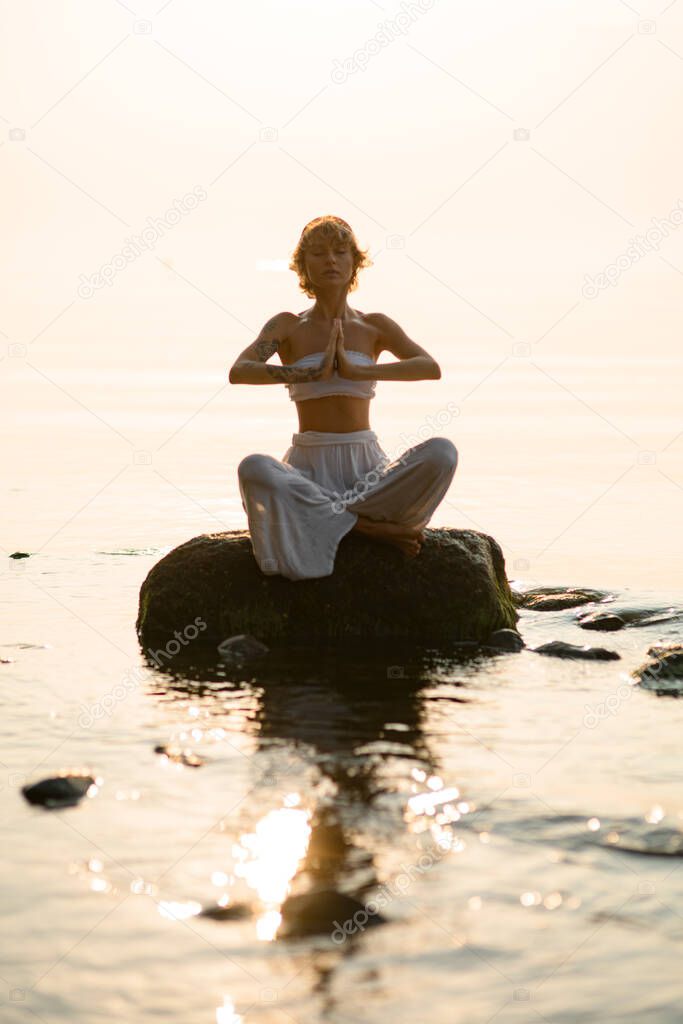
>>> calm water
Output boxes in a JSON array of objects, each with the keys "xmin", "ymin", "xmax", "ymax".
[{"xmin": 3, "ymin": 359, "xmax": 683, "ymax": 1022}]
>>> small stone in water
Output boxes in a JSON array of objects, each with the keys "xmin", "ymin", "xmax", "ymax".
[
  {"xmin": 575, "ymin": 612, "xmax": 625, "ymax": 632},
  {"xmin": 199, "ymin": 903, "xmax": 251, "ymax": 921},
  {"xmin": 531, "ymin": 641, "xmax": 620, "ymax": 661},
  {"xmin": 632, "ymin": 646, "xmax": 683, "ymax": 693},
  {"xmin": 644, "ymin": 646, "xmax": 683, "ymax": 678},
  {"xmin": 486, "ymin": 629, "xmax": 525, "ymax": 651},
  {"xmin": 22, "ymin": 774, "xmax": 96, "ymax": 808},
  {"xmin": 516, "ymin": 587, "xmax": 612, "ymax": 611},
  {"xmin": 216, "ymin": 634, "xmax": 270, "ymax": 662}
]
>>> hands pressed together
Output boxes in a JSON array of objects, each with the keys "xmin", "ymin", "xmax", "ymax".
[{"xmin": 316, "ymin": 318, "xmax": 368, "ymax": 382}]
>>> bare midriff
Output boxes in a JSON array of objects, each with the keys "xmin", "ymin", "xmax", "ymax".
[
  {"xmin": 295, "ymin": 395, "xmax": 372, "ymax": 433},
  {"xmin": 280, "ymin": 308, "xmax": 379, "ymax": 433}
]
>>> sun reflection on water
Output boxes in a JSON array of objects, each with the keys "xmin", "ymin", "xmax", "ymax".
[
  {"xmin": 405, "ymin": 772, "xmax": 471, "ymax": 852},
  {"xmin": 216, "ymin": 996, "xmax": 243, "ymax": 1023},
  {"xmin": 232, "ymin": 801, "xmax": 312, "ymax": 941}
]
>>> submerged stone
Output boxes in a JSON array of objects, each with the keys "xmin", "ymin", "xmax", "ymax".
[
  {"xmin": 577, "ymin": 606, "xmax": 681, "ymax": 632},
  {"xmin": 136, "ymin": 527, "xmax": 518, "ymax": 650},
  {"xmin": 575, "ymin": 612, "xmax": 626, "ymax": 632},
  {"xmin": 278, "ymin": 889, "xmax": 385, "ymax": 939},
  {"xmin": 217, "ymin": 633, "xmax": 270, "ymax": 663},
  {"xmin": 531, "ymin": 641, "xmax": 620, "ymax": 661},
  {"xmin": 628, "ymin": 608, "xmax": 681, "ymax": 628}
]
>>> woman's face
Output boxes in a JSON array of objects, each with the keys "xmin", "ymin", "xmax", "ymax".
[{"xmin": 304, "ymin": 235, "xmax": 354, "ymax": 290}]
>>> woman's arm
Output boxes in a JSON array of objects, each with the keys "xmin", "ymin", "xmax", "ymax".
[
  {"xmin": 337, "ymin": 313, "xmax": 441, "ymax": 381},
  {"xmin": 229, "ymin": 313, "xmax": 329, "ymax": 385}
]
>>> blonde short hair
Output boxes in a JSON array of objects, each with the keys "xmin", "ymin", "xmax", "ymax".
[{"xmin": 289, "ymin": 215, "xmax": 372, "ymax": 297}]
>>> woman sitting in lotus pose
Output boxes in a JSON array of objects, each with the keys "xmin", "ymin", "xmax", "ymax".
[{"xmin": 229, "ymin": 214, "xmax": 458, "ymax": 581}]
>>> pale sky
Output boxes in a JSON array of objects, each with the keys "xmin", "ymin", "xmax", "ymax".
[
  {"xmin": 2, "ymin": 0, "xmax": 682, "ymax": 587},
  {"xmin": 2, "ymin": 0, "xmax": 682, "ymax": 357}
]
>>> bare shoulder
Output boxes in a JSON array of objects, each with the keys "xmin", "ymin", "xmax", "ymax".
[
  {"xmin": 351, "ymin": 310, "xmax": 387, "ymax": 356},
  {"xmin": 234, "ymin": 311, "xmax": 298, "ymax": 366},
  {"xmin": 363, "ymin": 311, "xmax": 432, "ymax": 360},
  {"xmin": 364, "ymin": 312, "xmax": 410, "ymax": 355},
  {"xmin": 258, "ymin": 311, "xmax": 298, "ymax": 338},
  {"xmin": 364, "ymin": 311, "xmax": 400, "ymax": 334},
  {"xmin": 268, "ymin": 311, "xmax": 302, "ymax": 361},
  {"xmin": 258, "ymin": 311, "xmax": 299, "ymax": 354}
]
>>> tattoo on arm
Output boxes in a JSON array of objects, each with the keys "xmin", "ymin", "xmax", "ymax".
[
  {"xmin": 254, "ymin": 337, "xmax": 279, "ymax": 361},
  {"xmin": 264, "ymin": 364, "xmax": 320, "ymax": 383},
  {"xmin": 234, "ymin": 316, "xmax": 322, "ymax": 383}
]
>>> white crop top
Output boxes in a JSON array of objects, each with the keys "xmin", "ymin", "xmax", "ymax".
[{"xmin": 285, "ymin": 350, "xmax": 377, "ymax": 402}]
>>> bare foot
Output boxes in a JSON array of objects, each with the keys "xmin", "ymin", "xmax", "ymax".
[{"xmin": 352, "ymin": 517, "xmax": 425, "ymax": 558}]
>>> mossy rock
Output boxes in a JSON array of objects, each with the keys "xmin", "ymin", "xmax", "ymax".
[{"xmin": 136, "ymin": 527, "xmax": 518, "ymax": 651}]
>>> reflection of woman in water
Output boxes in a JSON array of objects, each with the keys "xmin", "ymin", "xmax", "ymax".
[{"xmin": 229, "ymin": 215, "xmax": 458, "ymax": 581}]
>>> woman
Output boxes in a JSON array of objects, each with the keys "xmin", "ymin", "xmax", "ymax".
[{"xmin": 229, "ymin": 215, "xmax": 458, "ymax": 581}]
